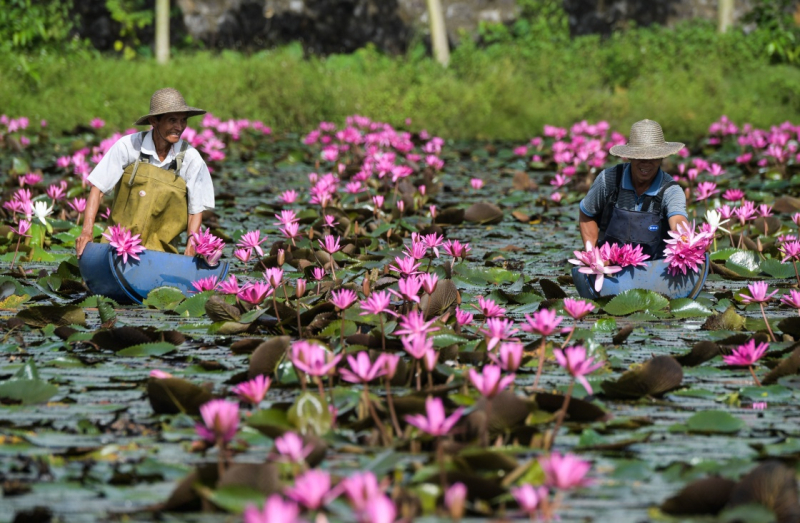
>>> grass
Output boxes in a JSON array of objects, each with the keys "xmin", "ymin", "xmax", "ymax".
[{"xmin": 3, "ymin": 24, "xmax": 800, "ymax": 141}]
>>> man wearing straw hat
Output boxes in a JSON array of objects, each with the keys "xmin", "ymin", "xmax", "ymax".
[
  {"xmin": 579, "ymin": 119, "xmax": 689, "ymax": 259},
  {"xmin": 76, "ymin": 88, "xmax": 214, "ymax": 257}
]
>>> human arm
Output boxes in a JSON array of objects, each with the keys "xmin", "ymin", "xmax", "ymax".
[
  {"xmin": 184, "ymin": 212, "xmax": 202, "ymax": 256},
  {"xmin": 75, "ymin": 185, "xmax": 104, "ymax": 258},
  {"xmin": 579, "ymin": 210, "xmax": 600, "ymax": 247},
  {"xmin": 668, "ymin": 214, "xmax": 688, "ymax": 232}
]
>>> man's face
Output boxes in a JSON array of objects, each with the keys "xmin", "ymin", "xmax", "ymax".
[
  {"xmin": 149, "ymin": 112, "xmax": 188, "ymax": 145},
  {"xmin": 630, "ymin": 158, "xmax": 662, "ymax": 187}
]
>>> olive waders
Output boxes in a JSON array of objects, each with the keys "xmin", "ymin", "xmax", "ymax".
[{"xmin": 105, "ymin": 132, "xmax": 190, "ymax": 253}]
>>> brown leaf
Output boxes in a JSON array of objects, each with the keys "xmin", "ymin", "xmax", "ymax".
[
  {"xmin": 661, "ymin": 476, "xmax": 736, "ymax": 515},
  {"xmin": 248, "ymin": 336, "xmax": 290, "ymax": 378},
  {"xmin": 464, "ymin": 202, "xmax": 503, "ymax": 225},
  {"xmin": 600, "ymin": 355, "xmax": 683, "ymax": 399}
]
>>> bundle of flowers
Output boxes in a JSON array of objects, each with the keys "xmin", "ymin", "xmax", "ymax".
[{"xmin": 101, "ymin": 224, "xmax": 145, "ymax": 264}]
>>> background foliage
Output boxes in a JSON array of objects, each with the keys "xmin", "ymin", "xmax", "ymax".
[{"xmin": 1, "ymin": 0, "xmax": 799, "ymax": 140}]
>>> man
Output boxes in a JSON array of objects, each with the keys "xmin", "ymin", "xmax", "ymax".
[
  {"xmin": 76, "ymin": 88, "xmax": 214, "ymax": 257},
  {"xmin": 579, "ymin": 119, "xmax": 689, "ymax": 259}
]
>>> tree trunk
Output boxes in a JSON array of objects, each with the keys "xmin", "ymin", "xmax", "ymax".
[
  {"xmin": 718, "ymin": 0, "xmax": 734, "ymax": 33},
  {"xmin": 156, "ymin": 0, "xmax": 170, "ymax": 64},
  {"xmin": 426, "ymin": 0, "xmax": 450, "ymax": 67}
]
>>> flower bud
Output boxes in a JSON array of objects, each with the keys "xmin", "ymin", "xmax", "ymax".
[
  {"xmin": 296, "ymin": 278, "xmax": 307, "ymax": 298},
  {"xmin": 277, "ymin": 248, "xmax": 285, "ymax": 266},
  {"xmin": 362, "ymin": 275, "xmax": 371, "ymax": 298}
]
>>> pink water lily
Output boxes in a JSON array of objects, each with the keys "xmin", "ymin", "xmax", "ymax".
[
  {"xmin": 273, "ymin": 431, "xmax": 314, "ymax": 463},
  {"xmin": 340, "ymin": 471, "xmax": 384, "ymax": 511},
  {"xmin": 359, "ymin": 290, "xmax": 396, "ymax": 316},
  {"xmin": 478, "ymin": 317, "xmax": 519, "ymax": 351},
  {"xmin": 723, "ymin": 339, "xmax": 768, "ymax": 367},
  {"xmin": 554, "ymin": 345, "xmax": 604, "ymax": 395},
  {"xmin": 474, "ymin": 295, "xmax": 506, "ymax": 318},
  {"xmin": 563, "ymin": 298, "xmax": 595, "ymax": 320},
  {"xmin": 405, "ymin": 396, "xmax": 464, "ymax": 437},
  {"xmin": 291, "ymin": 340, "xmax": 342, "ymax": 377},
  {"xmin": 522, "ymin": 308, "xmax": 563, "ymax": 336},
  {"xmin": 389, "ymin": 255, "xmax": 421, "ymax": 276},
  {"xmin": 339, "ymin": 351, "xmax": 387, "ymax": 384},
  {"xmin": 489, "ymin": 341, "xmax": 524, "ymax": 372},
  {"xmin": 394, "ymin": 310, "xmax": 439, "ymax": 336},
  {"xmin": 510, "ymin": 484, "xmax": 548, "ymax": 517},
  {"xmin": 231, "ymin": 375, "xmax": 271, "ymax": 405},
  {"xmin": 663, "ymin": 221, "xmax": 712, "ymax": 276},
  {"xmin": 191, "ymin": 275, "xmax": 219, "ymax": 292},
  {"xmin": 195, "ymin": 399, "xmax": 239, "ymax": 444},
  {"xmin": 739, "ymin": 281, "xmax": 778, "ymax": 304},
  {"xmin": 538, "ymin": 452, "xmax": 592, "ymax": 490},
  {"xmin": 330, "ymin": 288, "xmax": 357, "ymax": 310},
  {"xmin": 243, "ymin": 495, "xmax": 301, "ymax": 523},
  {"xmin": 101, "ymin": 224, "xmax": 145, "ymax": 264},
  {"xmin": 285, "ymin": 469, "xmax": 334, "ymax": 510},
  {"xmin": 468, "ymin": 364, "xmax": 515, "ymax": 399},
  {"xmin": 569, "ymin": 241, "xmax": 622, "ymax": 292},
  {"xmin": 237, "ymin": 230, "xmax": 267, "ymax": 257},
  {"xmin": 237, "ymin": 281, "xmax": 272, "ymax": 304}
]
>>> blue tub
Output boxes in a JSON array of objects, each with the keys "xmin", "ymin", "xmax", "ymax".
[
  {"xmin": 79, "ymin": 242, "xmax": 230, "ymax": 305},
  {"xmin": 572, "ymin": 254, "xmax": 709, "ymax": 300}
]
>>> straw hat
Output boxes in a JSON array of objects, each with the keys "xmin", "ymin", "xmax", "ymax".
[
  {"xmin": 609, "ymin": 119, "xmax": 685, "ymax": 159},
  {"xmin": 134, "ymin": 88, "xmax": 206, "ymax": 125}
]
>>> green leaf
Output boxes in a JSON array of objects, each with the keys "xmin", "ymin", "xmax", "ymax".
[
  {"xmin": 725, "ymin": 250, "xmax": 760, "ymax": 278},
  {"xmin": 97, "ymin": 299, "xmax": 116, "ymax": 324},
  {"xmin": 603, "ymin": 289, "xmax": 669, "ymax": 316},
  {"xmin": 204, "ymin": 485, "xmax": 265, "ymax": 514},
  {"xmin": 739, "ymin": 384, "xmax": 793, "ymax": 401},
  {"xmin": 288, "ymin": 391, "xmax": 332, "ymax": 436},
  {"xmin": 247, "ymin": 408, "xmax": 293, "ymax": 433},
  {"xmin": 710, "ymin": 248, "xmax": 741, "ymax": 261},
  {"xmin": 142, "ymin": 287, "xmax": 186, "ymax": 310},
  {"xmin": 430, "ymin": 333, "xmax": 467, "ymax": 348},
  {"xmin": 173, "ymin": 291, "xmax": 214, "ymax": 318},
  {"xmin": 592, "ymin": 318, "xmax": 617, "ymax": 332},
  {"xmin": 116, "ymin": 342, "xmax": 177, "ymax": 357},
  {"xmin": 0, "ymin": 380, "xmax": 58, "ymax": 404},
  {"xmin": 669, "ymin": 298, "xmax": 713, "ymax": 319},
  {"xmin": 685, "ymin": 410, "xmax": 745, "ymax": 434},
  {"xmin": 239, "ymin": 307, "xmax": 267, "ymax": 324},
  {"xmin": 319, "ymin": 320, "xmax": 358, "ymax": 338},
  {"xmin": 759, "ymin": 258, "xmax": 796, "ymax": 279}
]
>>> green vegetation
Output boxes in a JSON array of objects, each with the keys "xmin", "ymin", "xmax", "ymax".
[{"xmin": 1, "ymin": 0, "xmax": 800, "ymax": 140}]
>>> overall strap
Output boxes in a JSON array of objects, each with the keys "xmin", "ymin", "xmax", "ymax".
[
  {"xmin": 128, "ymin": 132, "xmax": 151, "ymax": 187},
  {"xmin": 643, "ymin": 180, "xmax": 679, "ymax": 214},
  {"xmin": 598, "ymin": 163, "xmax": 625, "ymax": 233},
  {"xmin": 172, "ymin": 140, "xmax": 190, "ymax": 174}
]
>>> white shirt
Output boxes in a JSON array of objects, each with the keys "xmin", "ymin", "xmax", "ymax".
[{"xmin": 87, "ymin": 130, "xmax": 215, "ymax": 215}]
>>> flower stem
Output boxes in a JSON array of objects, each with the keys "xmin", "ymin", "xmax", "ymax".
[
  {"xmin": 10, "ymin": 236, "xmax": 21, "ymax": 273},
  {"xmin": 385, "ymin": 376, "xmax": 402, "ymax": 437},
  {"xmin": 379, "ymin": 314, "xmax": 386, "ymax": 352},
  {"xmin": 793, "ymin": 261, "xmax": 800, "ymax": 287},
  {"xmin": 437, "ymin": 437, "xmax": 447, "ymax": 493},
  {"xmin": 560, "ymin": 324, "xmax": 576, "ymax": 348},
  {"xmin": 759, "ymin": 303, "xmax": 777, "ymax": 342},
  {"xmin": 532, "ymin": 337, "xmax": 548, "ymax": 390},
  {"xmin": 548, "ymin": 379, "xmax": 574, "ymax": 450},
  {"xmin": 749, "ymin": 365, "xmax": 762, "ymax": 387},
  {"xmin": 363, "ymin": 384, "xmax": 391, "ymax": 446}
]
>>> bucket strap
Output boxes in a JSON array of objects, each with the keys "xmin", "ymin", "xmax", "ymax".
[{"xmin": 597, "ymin": 163, "xmax": 624, "ymax": 233}]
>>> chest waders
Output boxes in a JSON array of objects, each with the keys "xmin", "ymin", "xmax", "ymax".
[
  {"xmin": 597, "ymin": 163, "xmax": 678, "ymax": 260},
  {"xmin": 106, "ymin": 133, "xmax": 190, "ymax": 253}
]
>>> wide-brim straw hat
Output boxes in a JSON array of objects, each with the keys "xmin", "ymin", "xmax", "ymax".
[
  {"xmin": 609, "ymin": 119, "xmax": 685, "ymax": 159},
  {"xmin": 134, "ymin": 88, "xmax": 206, "ymax": 125}
]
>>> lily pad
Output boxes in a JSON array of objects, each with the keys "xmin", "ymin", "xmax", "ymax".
[
  {"xmin": 603, "ymin": 289, "xmax": 669, "ymax": 316},
  {"xmin": 670, "ymin": 298, "xmax": 713, "ymax": 319},
  {"xmin": 143, "ymin": 287, "xmax": 186, "ymax": 310},
  {"xmin": 685, "ymin": 410, "xmax": 746, "ymax": 434}
]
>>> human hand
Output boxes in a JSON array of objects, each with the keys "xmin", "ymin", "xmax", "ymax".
[{"xmin": 75, "ymin": 232, "xmax": 93, "ymax": 258}]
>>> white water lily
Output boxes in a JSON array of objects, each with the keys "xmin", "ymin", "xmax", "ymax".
[
  {"xmin": 32, "ymin": 200, "xmax": 54, "ymax": 225},
  {"xmin": 705, "ymin": 209, "xmax": 730, "ymax": 235}
]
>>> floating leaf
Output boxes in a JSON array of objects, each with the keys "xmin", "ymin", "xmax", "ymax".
[
  {"xmin": 661, "ymin": 476, "xmax": 736, "ymax": 516},
  {"xmin": 0, "ymin": 360, "xmax": 57, "ymax": 404},
  {"xmin": 703, "ymin": 307, "xmax": 746, "ymax": 331},
  {"xmin": 117, "ymin": 342, "xmax": 177, "ymax": 357},
  {"xmin": 725, "ymin": 250, "xmax": 761, "ymax": 278},
  {"xmin": 670, "ymin": 298, "xmax": 713, "ymax": 319},
  {"xmin": 725, "ymin": 461, "xmax": 800, "ymax": 523},
  {"xmin": 248, "ymin": 336, "xmax": 290, "ymax": 378},
  {"xmin": 601, "ymin": 356, "xmax": 682, "ymax": 399},
  {"xmin": 143, "ymin": 286, "xmax": 186, "ymax": 310},
  {"xmin": 174, "ymin": 291, "xmax": 214, "ymax": 318},
  {"xmin": 603, "ymin": 289, "xmax": 669, "ymax": 316},
  {"xmin": 685, "ymin": 410, "xmax": 745, "ymax": 434},
  {"xmin": 759, "ymin": 258, "xmax": 796, "ymax": 279},
  {"xmin": 464, "ymin": 201, "xmax": 503, "ymax": 224},
  {"xmin": 147, "ymin": 377, "xmax": 213, "ymax": 415},
  {"xmin": 16, "ymin": 305, "xmax": 86, "ymax": 327}
]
